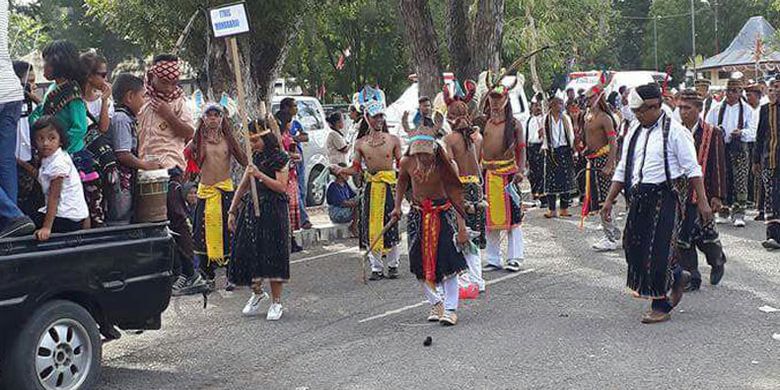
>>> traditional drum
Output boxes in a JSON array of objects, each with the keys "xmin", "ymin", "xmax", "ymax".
[{"xmin": 135, "ymin": 169, "xmax": 169, "ymax": 223}]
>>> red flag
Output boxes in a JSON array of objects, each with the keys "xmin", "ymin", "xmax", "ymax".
[
  {"xmin": 317, "ymin": 84, "xmax": 327, "ymax": 100},
  {"xmin": 662, "ymin": 65, "xmax": 673, "ymax": 95},
  {"xmin": 336, "ymin": 46, "xmax": 351, "ymax": 71}
]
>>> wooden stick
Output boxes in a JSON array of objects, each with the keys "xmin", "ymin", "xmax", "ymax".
[
  {"xmin": 228, "ymin": 36, "xmax": 260, "ymax": 216},
  {"xmin": 361, "ymin": 216, "xmax": 399, "ymax": 284}
]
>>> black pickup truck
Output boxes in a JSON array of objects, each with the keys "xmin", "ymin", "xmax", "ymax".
[{"xmin": 0, "ymin": 222, "xmax": 175, "ymax": 390}]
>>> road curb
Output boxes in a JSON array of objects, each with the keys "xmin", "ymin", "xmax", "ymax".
[{"xmin": 294, "ymin": 215, "xmax": 408, "ymax": 246}]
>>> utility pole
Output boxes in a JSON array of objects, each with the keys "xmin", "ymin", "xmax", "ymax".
[
  {"xmin": 714, "ymin": 0, "xmax": 720, "ymax": 53},
  {"xmin": 691, "ymin": 0, "xmax": 697, "ymax": 78},
  {"xmin": 654, "ymin": 17, "xmax": 659, "ymax": 71}
]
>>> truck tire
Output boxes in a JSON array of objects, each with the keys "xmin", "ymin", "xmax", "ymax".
[{"xmin": 3, "ymin": 300, "xmax": 102, "ymax": 390}]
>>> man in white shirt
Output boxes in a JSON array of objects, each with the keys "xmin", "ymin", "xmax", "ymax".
[
  {"xmin": 705, "ymin": 77, "xmax": 754, "ymax": 227},
  {"xmin": 602, "ymin": 83, "xmax": 713, "ymax": 324},
  {"xmin": 0, "ymin": 0, "xmax": 36, "ymax": 238},
  {"xmin": 541, "ymin": 95, "xmax": 576, "ymax": 218},
  {"xmin": 525, "ymin": 93, "xmax": 546, "ymax": 206}
]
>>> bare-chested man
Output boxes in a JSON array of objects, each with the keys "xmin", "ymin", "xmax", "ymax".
[
  {"xmin": 335, "ymin": 100, "xmax": 402, "ymax": 281},
  {"xmin": 185, "ymin": 103, "xmax": 247, "ymax": 289},
  {"xmin": 479, "ymin": 80, "xmax": 526, "ymax": 273},
  {"xmin": 581, "ymin": 88, "xmax": 621, "ymax": 252},
  {"xmin": 392, "ymin": 130, "xmax": 468, "ymax": 325},
  {"xmin": 442, "ymin": 81, "xmax": 485, "ymax": 293}
]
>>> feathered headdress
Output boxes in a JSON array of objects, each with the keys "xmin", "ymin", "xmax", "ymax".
[
  {"xmin": 586, "ymin": 71, "xmax": 609, "ymax": 98},
  {"xmin": 487, "ymin": 45, "xmax": 551, "ymax": 96},
  {"xmin": 443, "ymin": 79, "xmax": 477, "ymax": 106},
  {"xmin": 352, "ymin": 84, "xmax": 386, "ymax": 113},
  {"xmin": 486, "ymin": 69, "xmax": 519, "ymax": 97},
  {"xmin": 443, "ymin": 80, "xmax": 476, "ymax": 131}
]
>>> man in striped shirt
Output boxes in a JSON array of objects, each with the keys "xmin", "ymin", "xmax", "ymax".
[{"xmin": 0, "ymin": 0, "xmax": 36, "ymax": 238}]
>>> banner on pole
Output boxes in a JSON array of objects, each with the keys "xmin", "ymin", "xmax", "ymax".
[{"xmin": 210, "ymin": 3, "xmax": 250, "ymax": 38}]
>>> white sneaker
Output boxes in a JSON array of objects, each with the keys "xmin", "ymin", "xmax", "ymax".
[
  {"xmin": 592, "ymin": 237, "xmax": 618, "ymax": 252},
  {"xmin": 715, "ymin": 215, "xmax": 729, "ymax": 225},
  {"xmin": 267, "ymin": 303, "xmax": 284, "ymax": 321},
  {"xmin": 733, "ymin": 218, "xmax": 746, "ymax": 227},
  {"xmin": 242, "ymin": 292, "xmax": 268, "ymax": 316}
]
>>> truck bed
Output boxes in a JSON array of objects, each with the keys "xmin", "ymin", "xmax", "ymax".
[{"xmin": 0, "ymin": 222, "xmax": 175, "ymax": 342}]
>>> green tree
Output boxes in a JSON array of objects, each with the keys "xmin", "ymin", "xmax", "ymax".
[
  {"xmin": 283, "ymin": 0, "xmax": 410, "ymax": 104},
  {"xmin": 504, "ymin": 0, "xmax": 618, "ymax": 93},
  {"xmin": 641, "ymin": 0, "xmax": 780, "ymax": 85},
  {"xmin": 86, "ymin": 0, "xmax": 315, "ymax": 104},
  {"xmin": 10, "ymin": 0, "xmax": 139, "ymax": 67},
  {"xmin": 7, "ymin": 9, "xmax": 50, "ymax": 58},
  {"xmin": 612, "ymin": 0, "xmax": 651, "ymax": 70}
]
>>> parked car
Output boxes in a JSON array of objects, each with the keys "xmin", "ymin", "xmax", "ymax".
[
  {"xmin": 272, "ymin": 95, "xmax": 335, "ymax": 206},
  {"xmin": 0, "ymin": 222, "xmax": 176, "ymax": 390},
  {"xmin": 566, "ymin": 70, "xmax": 669, "ymax": 97}
]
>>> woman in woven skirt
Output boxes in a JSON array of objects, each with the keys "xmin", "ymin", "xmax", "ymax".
[
  {"xmin": 277, "ymin": 111, "xmax": 304, "ymax": 252},
  {"xmin": 228, "ymin": 118, "xmax": 291, "ymax": 321}
]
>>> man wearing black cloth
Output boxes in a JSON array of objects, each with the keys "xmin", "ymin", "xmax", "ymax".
[{"xmin": 601, "ymin": 83, "xmax": 713, "ymax": 324}]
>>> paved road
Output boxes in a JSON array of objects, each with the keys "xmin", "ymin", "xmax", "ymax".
[{"xmin": 98, "ymin": 206, "xmax": 779, "ymax": 389}]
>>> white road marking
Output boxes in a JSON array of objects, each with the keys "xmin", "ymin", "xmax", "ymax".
[
  {"xmin": 291, "ymin": 232, "xmax": 408, "ymax": 265},
  {"xmin": 291, "ymin": 247, "xmax": 360, "ymax": 264},
  {"xmin": 358, "ymin": 301, "xmax": 427, "ymax": 323},
  {"xmin": 358, "ymin": 268, "xmax": 535, "ymax": 323},
  {"xmin": 484, "ymin": 268, "xmax": 536, "ymax": 286}
]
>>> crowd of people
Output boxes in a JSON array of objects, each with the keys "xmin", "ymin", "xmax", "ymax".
[{"xmin": 2, "ymin": 0, "xmax": 779, "ymax": 325}]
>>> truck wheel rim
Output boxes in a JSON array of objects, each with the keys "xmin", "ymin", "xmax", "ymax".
[{"xmin": 35, "ymin": 318, "xmax": 92, "ymax": 390}]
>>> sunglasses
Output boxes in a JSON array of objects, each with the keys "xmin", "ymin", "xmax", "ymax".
[
  {"xmin": 726, "ymin": 88, "xmax": 740, "ymax": 93},
  {"xmin": 94, "ymin": 71, "xmax": 108, "ymax": 78}
]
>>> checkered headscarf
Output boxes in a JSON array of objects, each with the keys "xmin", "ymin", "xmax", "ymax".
[{"xmin": 146, "ymin": 60, "xmax": 184, "ymax": 102}]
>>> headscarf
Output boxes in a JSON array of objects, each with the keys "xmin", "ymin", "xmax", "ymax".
[
  {"xmin": 146, "ymin": 60, "xmax": 184, "ymax": 102},
  {"xmin": 678, "ymin": 89, "xmax": 703, "ymax": 104},
  {"xmin": 629, "ymin": 83, "xmax": 662, "ymax": 109}
]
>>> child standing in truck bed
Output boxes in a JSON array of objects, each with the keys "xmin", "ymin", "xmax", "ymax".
[{"xmin": 31, "ymin": 116, "xmax": 88, "ymax": 240}]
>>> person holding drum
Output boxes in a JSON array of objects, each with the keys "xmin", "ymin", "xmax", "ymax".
[{"xmin": 137, "ymin": 54, "xmax": 205, "ymax": 296}]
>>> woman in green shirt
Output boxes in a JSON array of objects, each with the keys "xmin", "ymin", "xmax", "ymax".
[{"xmin": 29, "ymin": 40, "xmax": 88, "ymax": 154}]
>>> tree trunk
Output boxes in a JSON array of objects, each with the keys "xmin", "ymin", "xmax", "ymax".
[
  {"xmin": 524, "ymin": 2, "xmax": 544, "ymax": 95},
  {"xmin": 245, "ymin": 19, "xmax": 301, "ymax": 115},
  {"xmin": 398, "ymin": 0, "xmax": 442, "ymax": 99},
  {"xmin": 446, "ymin": 0, "xmax": 472, "ymax": 81},
  {"xmin": 200, "ymin": 38, "xmax": 232, "ymax": 102},
  {"xmin": 469, "ymin": 0, "xmax": 504, "ymax": 77}
]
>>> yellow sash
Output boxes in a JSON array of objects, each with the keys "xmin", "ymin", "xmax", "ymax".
[
  {"xmin": 459, "ymin": 175, "xmax": 480, "ymax": 184},
  {"xmin": 366, "ymin": 171, "xmax": 397, "ymax": 253},
  {"xmin": 482, "ymin": 159, "xmax": 518, "ymax": 230},
  {"xmin": 197, "ymin": 179, "xmax": 234, "ymax": 266},
  {"xmin": 585, "ymin": 144, "xmax": 611, "ymax": 159}
]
